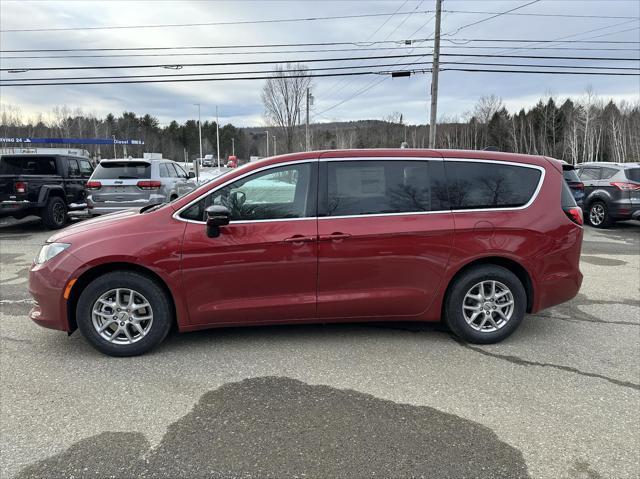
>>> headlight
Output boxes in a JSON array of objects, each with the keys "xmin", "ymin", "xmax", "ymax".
[{"xmin": 35, "ymin": 243, "xmax": 71, "ymax": 264}]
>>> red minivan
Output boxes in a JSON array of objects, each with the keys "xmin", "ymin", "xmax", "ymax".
[{"xmin": 29, "ymin": 149, "xmax": 583, "ymax": 356}]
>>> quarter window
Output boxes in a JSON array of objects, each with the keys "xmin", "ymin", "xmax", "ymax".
[
  {"xmin": 445, "ymin": 161, "xmax": 541, "ymax": 210},
  {"xmin": 324, "ymin": 160, "xmax": 447, "ymax": 216},
  {"xmin": 600, "ymin": 167, "xmax": 618, "ymax": 180},
  {"xmin": 181, "ymin": 163, "xmax": 314, "ymax": 222}
]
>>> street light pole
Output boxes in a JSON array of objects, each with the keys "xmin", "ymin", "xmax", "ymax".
[
  {"xmin": 231, "ymin": 138, "xmax": 235, "ymax": 156},
  {"xmin": 112, "ymin": 135, "xmax": 117, "ymax": 159},
  {"xmin": 264, "ymin": 130, "xmax": 269, "ymax": 157},
  {"xmin": 428, "ymin": 0, "xmax": 442, "ymax": 149},
  {"xmin": 216, "ymin": 105, "xmax": 221, "ymax": 168}
]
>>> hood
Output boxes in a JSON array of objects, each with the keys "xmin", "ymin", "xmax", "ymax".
[{"xmin": 47, "ymin": 209, "xmax": 140, "ymax": 243}]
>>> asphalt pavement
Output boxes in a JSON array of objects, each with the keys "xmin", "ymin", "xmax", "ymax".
[{"xmin": 1, "ymin": 216, "xmax": 638, "ymax": 478}]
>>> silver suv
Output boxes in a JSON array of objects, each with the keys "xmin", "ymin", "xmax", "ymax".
[{"xmin": 86, "ymin": 159, "xmax": 197, "ymax": 215}]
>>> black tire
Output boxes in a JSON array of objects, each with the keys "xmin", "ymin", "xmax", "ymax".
[
  {"xmin": 587, "ymin": 200, "xmax": 613, "ymax": 228},
  {"xmin": 76, "ymin": 271, "xmax": 173, "ymax": 356},
  {"xmin": 41, "ymin": 196, "xmax": 68, "ymax": 229},
  {"xmin": 444, "ymin": 265, "xmax": 527, "ymax": 344}
]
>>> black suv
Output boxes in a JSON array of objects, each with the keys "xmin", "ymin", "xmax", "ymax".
[
  {"xmin": 0, "ymin": 154, "xmax": 94, "ymax": 229},
  {"xmin": 577, "ymin": 162, "xmax": 640, "ymax": 227}
]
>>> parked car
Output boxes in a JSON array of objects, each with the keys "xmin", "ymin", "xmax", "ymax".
[
  {"xmin": 0, "ymin": 153, "xmax": 93, "ymax": 229},
  {"xmin": 202, "ymin": 159, "xmax": 213, "ymax": 167},
  {"xmin": 576, "ymin": 162, "xmax": 640, "ymax": 227},
  {"xmin": 561, "ymin": 162, "xmax": 584, "ymax": 206},
  {"xmin": 29, "ymin": 149, "xmax": 583, "ymax": 356},
  {"xmin": 86, "ymin": 159, "xmax": 197, "ymax": 215}
]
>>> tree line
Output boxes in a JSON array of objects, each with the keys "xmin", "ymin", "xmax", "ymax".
[{"xmin": 1, "ymin": 91, "xmax": 638, "ymax": 164}]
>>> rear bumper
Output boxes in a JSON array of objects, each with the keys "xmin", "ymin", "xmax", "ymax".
[
  {"xmin": 87, "ymin": 195, "xmax": 164, "ymax": 215},
  {"xmin": 0, "ymin": 200, "xmax": 36, "ymax": 217}
]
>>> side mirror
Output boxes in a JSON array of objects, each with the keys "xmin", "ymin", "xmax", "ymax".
[
  {"xmin": 188, "ymin": 171, "xmax": 195, "ymax": 179},
  {"xmin": 205, "ymin": 205, "xmax": 231, "ymax": 238}
]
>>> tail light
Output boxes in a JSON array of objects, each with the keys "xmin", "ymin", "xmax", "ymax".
[
  {"xmin": 14, "ymin": 181, "xmax": 26, "ymax": 194},
  {"xmin": 571, "ymin": 182, "xmax": 584, "ymax": 190},
  {"xmin": 137, "ymin": 180, "xmax": 162, "ymax": 190},
  {"xmin": 86, "ymin": 181, "xmax": 102, "ymax": 190},
  {"xmin": 611, "ymin": 182, "xmax": 640, "ymax": 191},
  {"xmin": 563, "ymin": 206, "xmax": 583, "ymax": 226}
]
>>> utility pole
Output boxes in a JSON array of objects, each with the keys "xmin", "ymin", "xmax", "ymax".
[
  {"xmin": 216, "ymin": 105, "xmax": 221, "ymax": 168},
  {"xmin": 264, "ymin": 130, "xmax": 269, "ymax": 156},
  {"xmin": 194, "ymin": 103, "xmax": 203, "ymax": 164},
  {"xmin": 305, "ymin": 87, "xmax": 313, "ymax": 151},
  {"xmin": 112, "ymin": 135, "xmax": 117, "ymax": 159},
  {"xmin": 429, "ymin": 0, "xmax": 442, "ymax": 149},
  {"xmin": 231, "ymin": 138, "xmax": 235, "ymax": 156}
]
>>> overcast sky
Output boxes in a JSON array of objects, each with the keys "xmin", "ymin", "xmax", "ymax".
[{"xmin": 1, "ymin": 0, "xmax": 638, "ymax": 128}]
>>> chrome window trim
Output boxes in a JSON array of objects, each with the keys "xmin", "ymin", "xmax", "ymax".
[
  {"xmin": 173, "ymin": 159, "xmax": 317, "ymax": 224},
  {"xmin": 173, "ymin": 156, "xmax": 546, "ymax": 224}
]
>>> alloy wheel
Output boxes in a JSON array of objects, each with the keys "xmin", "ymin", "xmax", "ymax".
[
  {"xmin": 589, "ymin": 203, "xmax": 605, "ymax": 226},
  {"xmin": 91, "ymin": 288, "xmax": 154, "ymax": 344},
  {"xmin": 53, "ymin": 202, "xmax": 66, "ymax": 225},
  {"xmin": 462, "ymin": 280, "xmax": 514, "ymax": 332}
]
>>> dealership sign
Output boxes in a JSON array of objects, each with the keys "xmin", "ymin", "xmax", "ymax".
[{"xmin": 0, "ymin": 137, "xmax": 144, "ymax": 145}]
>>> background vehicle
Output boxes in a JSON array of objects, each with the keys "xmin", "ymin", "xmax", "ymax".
[
  {"xmin": 29, "ymin": 149, "xmax": 583, "ymax": 356},
  {"xmin": 86, "ymin": 159, "xmax": 196, "ymax": 215},
  {"xmin": 0, "ymin": 153, "xmax": 93, "ymax": 229},
  {"xmin": 561, "ymin": 162, "xmax": 584, "ymax": 206},
  {"xmin": 576, "ymin": 162, "xmax": 640, "ymax": 227}
]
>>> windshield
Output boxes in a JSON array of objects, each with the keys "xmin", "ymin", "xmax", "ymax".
[{"xmin": 92, "ymin": 161, "xmax": 151, "ymax": 179}]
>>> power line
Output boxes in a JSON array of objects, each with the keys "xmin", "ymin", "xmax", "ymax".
[
  {"xmin": 441, "ymin": 9, "xmax": 639, "ymax": 20},
  {"xmin": 3, "ymin": 37, "xmax": 636, "ymax": 54},
  {"xmin": 9, "ymin": 60, "xmax": 635, "ymax": 83},
  {"xmin": 3, "ymin": 43, "xmax": 637, "ymax": 60},
  {"xmin": 3, "ymin": 68, "xmax": 636, "ymax": 87},
  {"xmin": 3, "ymin": 52, "xmax": 637, "ymax": 72},
  {"xmin": 3, "ymin": 7, "xmax": 637, "ymax": 33},
  {"xmin": 443, "ymin": 0, "xmax": 541, "ymax": 36},
  {"xmin": 0, "ymin": 10, "xmax": 435, "ymax": 33}
]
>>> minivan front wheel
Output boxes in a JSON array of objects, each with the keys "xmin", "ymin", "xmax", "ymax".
[
  {"xmin": 76, "ymin": 271, "xmax": 173, "ymax": 356},
  {"xmin": 445, "ymin": 265, "xmax": 526, "ymax": 344}
]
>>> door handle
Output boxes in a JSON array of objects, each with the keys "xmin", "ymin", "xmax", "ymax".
[
  {"xmin": 284, "ymin": 235, "xmax": 316, "ymax": 244},
  {"xmin": 318, "ymin": 232, "xmax": 351, "ymax": 242}
]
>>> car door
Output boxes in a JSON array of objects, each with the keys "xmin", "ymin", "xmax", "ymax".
[
  {"xmin": 179, "ymin": 160, "xmax": 318, "ymax": 326},
  {"xmin": 172, "ymin": 163, "xmax": 194, "ymax": 197},
  {"xmin": 78, "ymin": 159, "xmax": 94, "ymax": 203},
  {"xmin": 64, "ymin": 158, "xmax": 84, "ymax": 205},
  {"xmin": 316, "ymin": 155, "xmax": 454, "ymax": 320}
]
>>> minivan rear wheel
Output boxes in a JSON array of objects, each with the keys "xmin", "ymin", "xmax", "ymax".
[
  {"xmin": 76, "ymin": 271, "xmax": 173, "ymax": 356},
  {"xmin": 444, "ymin": 265, "xmax": 526, "ymax": 344}
]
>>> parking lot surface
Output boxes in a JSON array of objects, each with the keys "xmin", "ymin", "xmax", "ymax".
[{"xmin": 1, "ymin": 217, "xmax": 638, "ymax": 478}]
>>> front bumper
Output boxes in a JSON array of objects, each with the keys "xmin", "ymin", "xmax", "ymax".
[{"xmin": 28, "ymin": 251, "xmax": 83, "ymax": 332}]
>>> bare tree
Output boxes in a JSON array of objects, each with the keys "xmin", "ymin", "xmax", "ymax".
[{"xmin": 261, "ymin": 63, "xmax": 311, "ymax": 153}]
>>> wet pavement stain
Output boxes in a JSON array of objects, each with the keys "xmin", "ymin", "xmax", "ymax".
[
  {"xmin": 580, "ymin": 255, "xmax": 627, "ymax": 267},
  {"xmin": 17, "ymin": 376, "xmax": 530, "ymax": 479}
]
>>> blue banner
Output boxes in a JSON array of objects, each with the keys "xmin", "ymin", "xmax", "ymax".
[{"xmin": 0, "ymin": 137, "xmax": 144, "ymax": 145}]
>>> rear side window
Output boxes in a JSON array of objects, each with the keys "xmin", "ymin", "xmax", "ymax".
[
  {"xmin": 563, "ymin": 168, "xmax": 580, "ymax": 183},
  {"xmin": 625, "ymin": 168, "xmax": 640, "ymax": 182},
  {"xmin": 445, "ymin": 161, "xmax": 542, "ymax": 210},
  {"xmin": 159, "ymin": 163, "xmax": 170, "ymax": 177},
  {"xmin": 561, "ymin": 179, "xmax": 577, "ymax": 208},
  {"xmin": 579, "ymin": 168, "xmax": 600, "ymax": 181},
  {"xmin": 79, "ymin": 160, "xmax": 93, "ymax": 178},
  {"xmin": 67, "ymin": 159, "xmax": 80, "ymax": 177},
  {"xmin": 600, "ymin": 167, "xmax": 618, "ymax": 180},
  {"xmin": 0, "ymin": 156, "xmax": 57, "ymax": 175},
  {"xmin": 92, "ymin": 161, "xmax": 151, "ymax": 180},
  {"xmin": 323, "ymin": 160, "xmax": 448, "ymax": 216}
]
